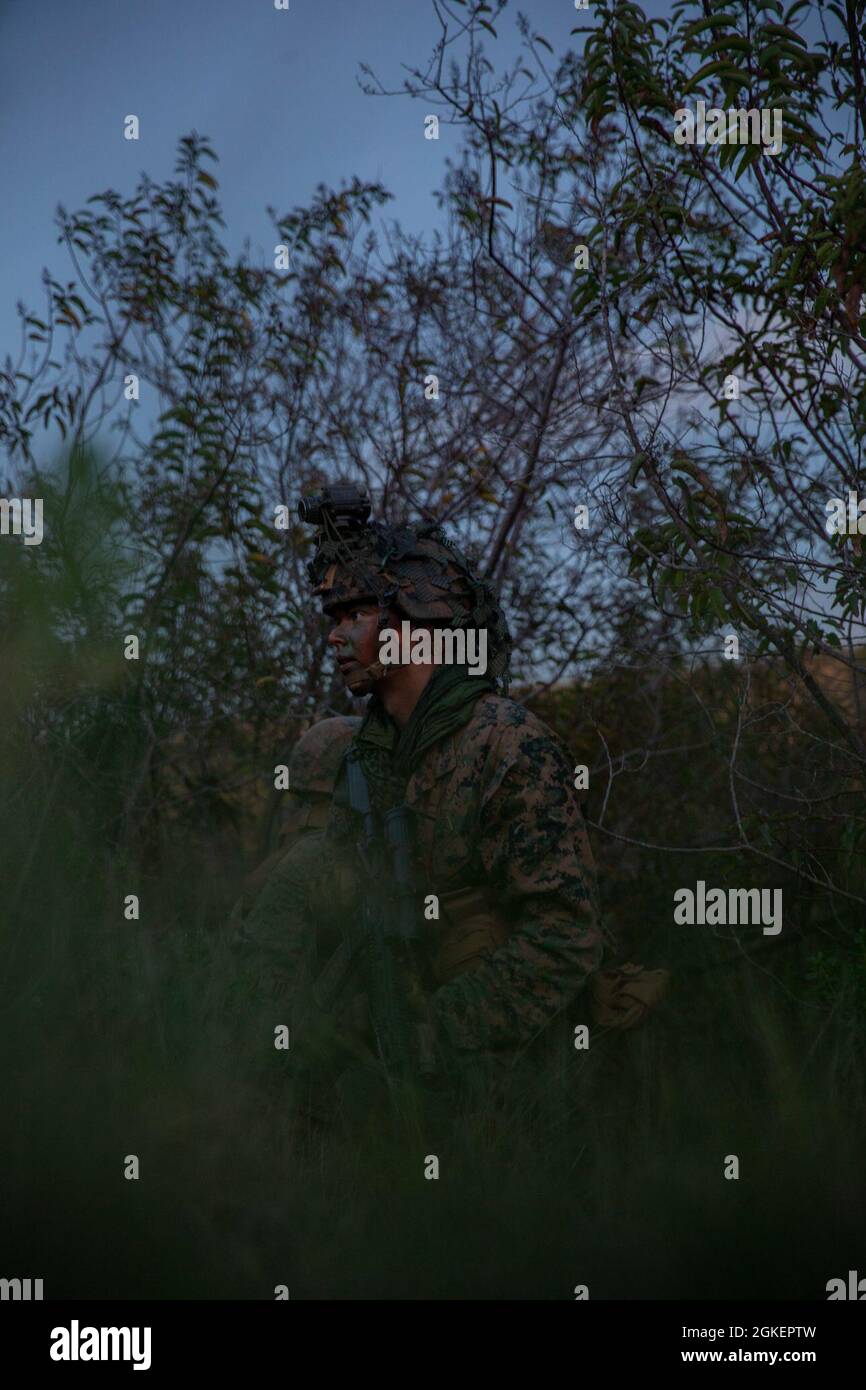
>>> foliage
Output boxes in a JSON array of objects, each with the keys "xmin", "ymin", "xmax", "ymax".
[{"xmin": 2, "ymin": 0, "xmax": 866, "ymax": 1298}]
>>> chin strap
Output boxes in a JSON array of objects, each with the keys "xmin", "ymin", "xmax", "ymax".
[
  {"xmin": 366, "ymin": 592, "xmax": 400, "ymax": 683},
  {"xmin": 364, "ymin": 660, "xmax": 390, "ymax": 680}
]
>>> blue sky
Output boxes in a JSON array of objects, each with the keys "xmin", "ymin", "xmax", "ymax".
[{"xmin": 1, "ymin": 0, "xmax": 589, "ymax": 369}]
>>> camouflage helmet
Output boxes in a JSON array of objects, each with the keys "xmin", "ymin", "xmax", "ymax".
[
  {"xmin": 288, "ymin": 715, "xmax": 361, "ymax": 796},
  {"xmin": 300, "ymin": 485, "xmax": 512, "ymax": 687}
]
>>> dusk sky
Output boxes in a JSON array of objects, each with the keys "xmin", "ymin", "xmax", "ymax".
[{"xmin": 2, "ymin": 0, "xmax": 593, "ymax": 371}]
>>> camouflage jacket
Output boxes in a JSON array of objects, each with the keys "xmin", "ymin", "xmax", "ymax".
[
  {"xmin": 330, "ymin": 693, "xmax": 604, "ymax": 1058},
  {"xmin": 242, "ymin": 694, "xmax": 603, "ymax": 1064}
]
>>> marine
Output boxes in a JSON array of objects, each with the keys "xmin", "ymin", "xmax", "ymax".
[{"xmin": 266, "ymin": 484, "xmax": 607, "ymax": 1104}]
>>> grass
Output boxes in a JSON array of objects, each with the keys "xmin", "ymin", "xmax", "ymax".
[{"xmin": 2, "ymin": 767, "xmax": 864, "ymax": 1301}]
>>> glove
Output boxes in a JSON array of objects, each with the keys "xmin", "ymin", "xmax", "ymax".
[{"xmin": 590, "ymin": 962, "xmax": 670, "ymax": 1030}]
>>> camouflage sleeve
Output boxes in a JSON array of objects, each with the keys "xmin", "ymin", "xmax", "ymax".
[{"xmin": 432, "ymin": 725, "xmax": 603, "ymax": 1053}]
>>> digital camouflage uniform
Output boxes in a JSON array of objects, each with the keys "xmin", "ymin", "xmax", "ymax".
[
  {"xmin": 291, "ymin": 489, "xmax": 606, "ymax": 1087},
  {"xmin": 388, "ymin": 692, "xmax": 600, "ymax": 1055}
]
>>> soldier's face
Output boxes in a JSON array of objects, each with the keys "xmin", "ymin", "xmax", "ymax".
[{"xmin": 327, "ymin": 602, "xmax": 383, "ymax": 694}]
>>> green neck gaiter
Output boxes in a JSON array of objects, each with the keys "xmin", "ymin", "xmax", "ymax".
[{"xmin": 354, "ymin": 664, "xmax": 495, "ymax": 814}]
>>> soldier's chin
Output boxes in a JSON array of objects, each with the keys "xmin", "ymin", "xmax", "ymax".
[{"xmin": 341, "ymin": 666, "xmax": 376, "ymax": 696}]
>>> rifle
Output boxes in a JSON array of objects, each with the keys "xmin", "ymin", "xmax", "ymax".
[{"xmin": 344, "ymin": 751, "xmax": 439, "ymax": 1084}]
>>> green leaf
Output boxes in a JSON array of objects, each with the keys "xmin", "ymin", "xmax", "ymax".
[
  {"xmin": 682, "ymin": 60, "xmax": 749, "ymax": 93},
  {"xmin": 682, "ymin": 14, "xmax": 739, "ymax": 40},
  {"xmin": 734, "ymin": 142, "xmax": 764, "ymax": 180},
  {"xmin": 814, "ymin": 287, "xmax": 833, "ymax": 315},
  {"xmin": 709, "ymin": 589, "xmax": 728, "ymax": 622},
  {"xmin": 707, "ymin": 35, "xmax": 752, "ymax": 54},
  {"xmin": 759, "ymin": 21, "xmax": 807, "ymax": 47}
]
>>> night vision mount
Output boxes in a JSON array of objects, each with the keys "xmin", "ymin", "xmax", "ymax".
[{"xmin": 297, "ymin": 484, "xmax": 371, "ymax": 532}]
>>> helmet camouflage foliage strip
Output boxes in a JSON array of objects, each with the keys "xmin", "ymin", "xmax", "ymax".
[{"xmin": 301, "ymin": 487, "xmax": 512, "ymax": 688}]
